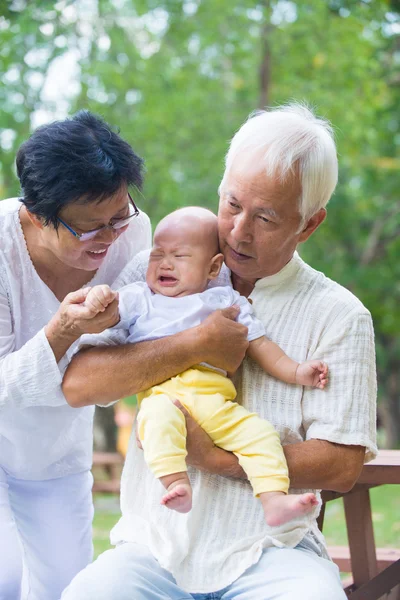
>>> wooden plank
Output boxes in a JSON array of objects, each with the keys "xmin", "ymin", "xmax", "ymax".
[
  {"xmin": 93, "ymin": 451, "xmax": 124, "ymax": 466},
  {"xmin": 328, "ymin": 546, "xmax": 400, "ymax": 573},
  {"xmin": 343, "ymin": 486, "xmax": 378, "ymax": 587},
  {"xmin": 358, "ymin": 450, "xmax": 400, "ymax": 485},
  {"xmin": 347, "ymin": 559, "xmax": 400, "ymax": 600},
  {"xmin": 92, "ymin": 479, "xmax": 120, "ymax": 494}
]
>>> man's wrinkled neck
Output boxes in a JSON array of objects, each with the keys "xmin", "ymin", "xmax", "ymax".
[
  {"xmin": 231, "ymin": 273, "xmax": 257, "ymax": 298},
  {"xmin": 231, "ymin": 253, "xmax": 295, "ymax": 297}
]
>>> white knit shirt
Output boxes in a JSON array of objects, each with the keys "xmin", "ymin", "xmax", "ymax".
[
  {"xmin": 109, "ymin": 249, "xmax": 377, "ymax": 593},
  {"xmin": 0, "ymin": 198, "xmax": 151, "ymax": 480}
]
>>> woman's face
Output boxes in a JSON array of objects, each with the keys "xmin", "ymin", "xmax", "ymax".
[{"xmin": 39, "ymin": 187, "xmax": 132, "ymax": 271}]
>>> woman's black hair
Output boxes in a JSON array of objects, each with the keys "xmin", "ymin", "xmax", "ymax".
[{"xmin": 16, "ymin": 110, "xmax": 144, "ymax": 228}]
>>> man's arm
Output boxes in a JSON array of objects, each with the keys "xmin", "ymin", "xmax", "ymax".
[
  {"xmin": 63, "ymin": 307, "xmax": 249, "ymax": 407},
  {"xmin": 182, "ymin": 412, "xmax": 365, "ymax": 492}
]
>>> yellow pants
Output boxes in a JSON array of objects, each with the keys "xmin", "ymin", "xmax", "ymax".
[{"xmin": 137, "ymin": 367, "xmax": 289, "ymax": 496}]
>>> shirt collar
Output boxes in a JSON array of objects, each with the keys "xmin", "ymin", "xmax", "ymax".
[{"xmin": 251, "ymin": 251, "xmax": 302, "ymax": 292}]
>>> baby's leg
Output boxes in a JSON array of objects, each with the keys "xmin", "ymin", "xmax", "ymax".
[
  {"xmin": 137, "ymin": 394, "xmax": 192, "ymax": 513},
  {"xmin": 192, "ymin": 399, "xmax": 317, "ymax": 526}
]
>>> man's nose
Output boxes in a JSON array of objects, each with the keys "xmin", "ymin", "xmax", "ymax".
[{"xmin": 231, "ymin": 214, "xmax": 252, "ymax": 244}]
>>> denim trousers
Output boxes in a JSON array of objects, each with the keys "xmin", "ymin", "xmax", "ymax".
[{"xmin": 60, "ymin": 535, "xmax": 346, "ymax": 600}]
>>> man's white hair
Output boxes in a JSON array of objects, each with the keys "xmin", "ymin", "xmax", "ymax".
[{"xmin": 222, "ymin": 103, "xmax": 338, "ymax": 224}]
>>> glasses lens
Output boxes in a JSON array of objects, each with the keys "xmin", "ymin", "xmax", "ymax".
[
  {"xmin": 79, "ymin": 229, "xmax": 101, "ymax": 242},
  {"xmin": 112, "ymin": 214, "xmax": 136, "ymax": 230}
]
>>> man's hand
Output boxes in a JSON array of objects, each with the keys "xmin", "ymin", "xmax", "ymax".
[{"xmin": 197, "ymin": 306, "xmax": 249, "ymax": 374}]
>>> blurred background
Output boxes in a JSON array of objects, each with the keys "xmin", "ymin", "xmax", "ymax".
[{"xmin": 0, "ymin": 0, "xmax": 399, "ymax": 555}]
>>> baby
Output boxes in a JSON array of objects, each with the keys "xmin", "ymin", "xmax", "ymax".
[{"xmin": 83, "ymin": 207, "xmax": 327, "ymax": 527}]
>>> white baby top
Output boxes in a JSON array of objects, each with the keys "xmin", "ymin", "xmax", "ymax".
[
  {"xmin": 108, "ymin": 249, "xmax": 377, "ymax": 593},
  {"xmin": 80, "ymin": 282, "xmax": 265, "ymax": 354},
  {"xmin": 0, "ymin": 198, "xmax": 151, "ymax": 480}
]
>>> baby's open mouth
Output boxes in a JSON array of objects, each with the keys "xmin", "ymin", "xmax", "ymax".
[{"xmin": 159, "ymin": 276, "xmax": 178, "ymax": 283}]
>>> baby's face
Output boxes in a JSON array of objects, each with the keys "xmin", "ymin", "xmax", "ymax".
[{"xmin": 146, "ymin": 226, "xmax": 219, "ymax": 298}]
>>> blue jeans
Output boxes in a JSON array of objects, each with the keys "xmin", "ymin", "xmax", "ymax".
[{"xmin": 61, "ymin": 536, "xmax": 346, "ymax": 600}]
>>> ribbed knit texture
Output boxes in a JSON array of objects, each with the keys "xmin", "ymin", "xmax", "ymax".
[{"xmin": 110, "ymin": 249, "xmax": 377, "ymax": 593}]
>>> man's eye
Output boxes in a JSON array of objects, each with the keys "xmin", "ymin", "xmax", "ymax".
[
  {"xmin": 229, "ymin": 201, "xmax": 240, "ymax": 210},
  {"xmin": 258, "ymin": 215, "xmax": 270, "ymax": 224}
]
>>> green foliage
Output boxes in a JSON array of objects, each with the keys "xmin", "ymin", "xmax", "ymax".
[{"xmin": 1, "ymin": 0, "xmax": 399, "ymax": 442}]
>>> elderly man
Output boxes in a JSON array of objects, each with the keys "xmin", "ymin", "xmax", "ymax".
[{"xmin": 61, "ymin": 104, "xmax": 377, "ymax": 600}]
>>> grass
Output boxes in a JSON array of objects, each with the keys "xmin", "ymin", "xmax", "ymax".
[{"xmin": 92, "ymin": 485, "xmax": 400, "ymax": 560}]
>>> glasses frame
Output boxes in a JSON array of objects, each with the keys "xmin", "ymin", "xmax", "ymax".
[{"xmin": 57, "ymin": 193, "xmax": 139, "ymax": 242}]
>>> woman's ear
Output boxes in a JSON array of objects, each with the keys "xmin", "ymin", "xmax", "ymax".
[
  {"xmin": 25, "ymin": 208, "xmax": 45, "ymax": 231},
  {"xmin": 208, "ymin": 253, "xmax": 224, "ymax": 280}
]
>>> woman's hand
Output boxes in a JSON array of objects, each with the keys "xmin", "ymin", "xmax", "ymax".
[
  {"xmin": 45, "ymin": 285, "xmax": 120, "ymax": 362},
  {"xmin": 196, "ymin": 306, "xmax": 249, "ymax": 375}
]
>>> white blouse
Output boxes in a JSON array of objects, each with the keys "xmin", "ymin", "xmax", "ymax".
[
  {"xmin": 109, "ymin": 250, "xmax": 377, "ymax": 593},
  {"xmin": 0, "ymin": 198, "xmax": 151, "ymax": 480}
]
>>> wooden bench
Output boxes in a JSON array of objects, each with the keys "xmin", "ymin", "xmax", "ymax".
[
  {"xmin": 92, "ymin": 451, "xmax": 123, "ymax": 494},
  {"xmin": 319, "ymin": 450, "xmax": 400, "ymax": 599}
]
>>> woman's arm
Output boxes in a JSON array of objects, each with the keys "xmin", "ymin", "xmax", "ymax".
[
  {"xmin": 63, "ymin": 306, "xmax": 250, "ymax": 407},
  {"xmin": 0, "ymin": 281, "xmax": 122, "ymax": 409}
]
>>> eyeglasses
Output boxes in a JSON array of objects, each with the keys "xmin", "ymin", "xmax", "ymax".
[{"xmin": 57, "ymin": 193, "xmax": 139, "ymax": 242}]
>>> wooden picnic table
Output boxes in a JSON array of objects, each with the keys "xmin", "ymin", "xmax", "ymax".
[{"xmin": 319, "ymin": 450, "xmax": 400, "ymax": 599}]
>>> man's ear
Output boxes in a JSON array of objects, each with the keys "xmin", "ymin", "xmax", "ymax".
[
  {"xmin": 25, "ymin": 208, "xmax": 45, "ymax": 231},
  {"xmin": 208, "ymin": 253, "xmax": 224, "ymax": 280},
  {"xmin": 298, "ymin": 208, "xmax": 326, "ymax": 243}
]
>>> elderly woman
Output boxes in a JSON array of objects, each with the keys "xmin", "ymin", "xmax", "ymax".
[
  {"xmin": 0, "ymin": 111, "xmax": 151, "ymax": 600},
  {"xmin": 0, "ymin": 110, "xmax": 245, "ymax": 600}
]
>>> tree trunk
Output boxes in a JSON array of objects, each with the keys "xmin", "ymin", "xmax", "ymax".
[
  {"xmin": 93, "ymin": 406, "xmax": 117, "ymax": 452},
  {"xmin": 258, "ymin": 1, "xmax": 272, "ymax": 109},
  {"xmin": 379, "ymin": 369, "xmax": 400, "ymax": 449}
]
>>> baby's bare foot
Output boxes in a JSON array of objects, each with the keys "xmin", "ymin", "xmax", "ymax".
[
  {"xmin": 261, "ymin": 492, "xmax": 318, "ymax": 527},
  {"xmin": 161, "ymin": 482, "xmax": 192, "ymax": 513}
]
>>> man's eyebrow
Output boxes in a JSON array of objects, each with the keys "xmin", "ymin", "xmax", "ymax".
[
  {"xmin": 225, "ymin": 192, "xmax": 280, "ymax": 220},
  {"xmin": 259, "ymin": 206, "xmax": 280, "ymax": 220}
]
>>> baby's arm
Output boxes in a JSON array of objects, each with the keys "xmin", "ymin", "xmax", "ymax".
[{"xmin": 247, "ymin": 337, "xmax": 329, "ymax": 389}]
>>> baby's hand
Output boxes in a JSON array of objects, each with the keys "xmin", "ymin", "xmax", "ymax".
[
  {"xmin": 295, "ymin": 360, "xmax": 328, "ymax": 389},
  {"xmin": 84, "ymin": 285, "xmax": 118, "ymax": 316}
]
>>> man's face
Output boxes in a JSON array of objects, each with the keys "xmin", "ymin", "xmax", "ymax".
[{"xmin": 218, "ymin": 150, "xmax": 312, "ymax": 285}]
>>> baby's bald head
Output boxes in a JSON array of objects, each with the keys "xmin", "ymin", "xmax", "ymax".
[
  {"xmin": 148, "ymin": 207, "xmax": 223, "ymax": 297},
  {"xmin": 154, "ymin": 206, "xmax": 220, "ymax": 257}
]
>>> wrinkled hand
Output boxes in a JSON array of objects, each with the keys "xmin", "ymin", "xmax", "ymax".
[
  {"xmin": 48, "ymin": 285, "xmax": 120, "ymax": 342},
  {"xmin": 198, "ymin": 306, "xmax": 249, "ymax": 375},
  {"xmin": 295, "ymin": 360, "xmax": 329, "ymax": 389}
]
